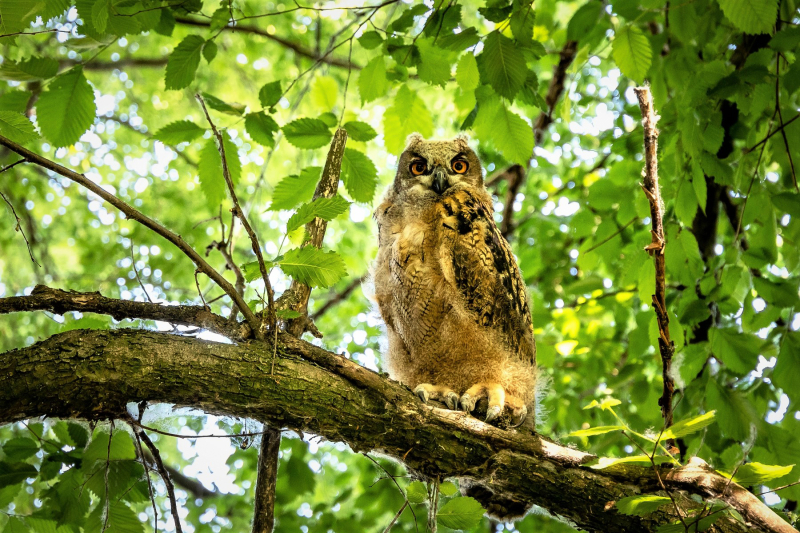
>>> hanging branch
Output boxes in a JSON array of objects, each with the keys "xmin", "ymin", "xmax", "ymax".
[
  {"xmin": 634, "ymin": 86, "xmax": 675, "ymax": 441},
  {"xmin": 251, "ymin": 427, "xmax": 282, "ymax": 533},
  {"xmin": 136, "ymin": 427, "xmax": 184, "ymax": 533}
]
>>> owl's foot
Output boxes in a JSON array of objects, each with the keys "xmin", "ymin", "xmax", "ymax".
[
  {"xmin": 459, "ymin": 383, "xmax": 528, "ymax": 426},
  {"xmin": 413, "ymin": 383, "xmax": 460, "ymax": 410}
]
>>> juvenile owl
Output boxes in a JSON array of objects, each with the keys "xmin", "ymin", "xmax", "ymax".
[{"xmin": 372, "ymin": 134, "xmax": 537, "ymax": 428}]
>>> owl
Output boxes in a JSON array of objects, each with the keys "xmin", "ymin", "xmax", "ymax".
[{"xmin": 372, "ymin": 134, "xmax": 537, "ymax": 428}]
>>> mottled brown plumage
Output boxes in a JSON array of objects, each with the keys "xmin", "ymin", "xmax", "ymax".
[{"xmin": 371, "ymin": 134, "xmax": 537, "ymax": 427}]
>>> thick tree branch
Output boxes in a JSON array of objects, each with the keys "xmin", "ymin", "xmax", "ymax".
[
  {"xmin": 0, "ymin": 134, "xmax": 261, "ymax": 335},
  {"xmin": 0, "ymin": 285, "xmax": 250, "ymax": 340},
  {"xmin": 173, "ymin": 16, "xmax": 359, "ymax": 70},
  {"xmin": 1, "ymin": 328, "xmax": 792, "ymax": 533}
]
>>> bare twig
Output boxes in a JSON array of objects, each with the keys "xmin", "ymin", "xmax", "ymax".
[
  {"xmin": 132, "ymin": 404, "xmax": 159, "ymax": 532},
  {"xmin": 744, "ymin": 114, "xmax": 800, "ymax": 154},
  {"xmin": 310, "ymin": 274, "xmax": 366, "ymax": 320},
  {"xmin": 383, "ymin": 501, "xmax": 409, "ymax": 533},
  {"xmin": 0, "ymin": 134, "xmax": 261, "ymax": 335},
  {"xmin": 633, "ymin": 86, "xmax": 675, "ymax": 442},
  {"xmin": 0, "ymin": 189, "xmax": 40, "ymax": 267},
  {"xmin": 583, "ymin": 217, "xmax": 639, "ymax": 253},
  {"xmin": 103, "ymin": 421, "xmax": 114, "ymax": 532},
  {"xmin": 251, "ymin": 427, "xmax": 282, "ymax": 533},
  {"xmin": 130, "ymin": 242, "xmax": 153, "ymax": 303},
  {"xmin": 137, "ymin": 428, "xmax": 184, "ymax": 533},
  {"xmin": 775, "ymin": 53, "xmax": 798, "ymax": 191},
  {"xmin": 196, "ymin": 94, "xmax": 275, "ymax": 335},
  {"xmin": 364, "ymin": 454, "xmax": 419, "ymax": 531}
]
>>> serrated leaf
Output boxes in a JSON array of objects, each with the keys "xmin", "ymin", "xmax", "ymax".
[
  {"xmin": 165, "ymin": 34, "xmax": 205, "ymax": 90},
  {"xmin": 198, "ymin": 133, "xmax": 241, "ymax": 206},
  {"xmin": 342, "ymin": 121, "xmax": 377, "ymax": 142},
  {"xmin": 659, "ymin": 411, "xmax": 716, "ymax": 441},
  {"xmin": 259, "ymin": 81, "xmax": 282, "ymax": 108},
  {"xmin": 0, "ymin": 111, "xmax": 39, "ymax": 143},
  {"xmin": 341, "ymin": 148, "xmax": 378, "ymax": 203},
  {"xmin": 0, "ymin": 462, "xmax": 37, "ymax": 488},
  {"xmin": 612, "ymin": 25, "xmax": 652, "ymax": 83},
  {"xmin": 268, "ymin": 167, "xmax": 322, "ymax": 211},
  {"xmin": 568, "ymin": 425, "xmax": 626, "ymax": 437},
  {"xmin": 83, "ymin": 431, "xmax": 136, "ymax": 466},
  {"xmin": 691, "ymin": 163, "xmax": 707, "ymax": 213},
  {"xmin": 287, "ymin": 195, "xmax": 351, "ymax": 233},
  {"xmin": 491, "ymin": 104, "xmax": 533, "ymax": 166},
  {"xmin": 481, "ymin": 32, "xmax": 527, "ymax": 99},
  {"xmin": 91, "ymin": 0, "xmax": 110, "ymax": 33},
  {"xmin": 2, "ymin": 438, "xmax": 38, "ymax": 461},
  {"xmin": 36, "ymin": 67, "xmax": 96, "ymax": 148},
  {"xmin": 242, "ymin": 258, "xmax": 280, "ymax": 283},
  {"xmin": 319, "ymin": 112, "xmax": 338, "ymax": 128},
  {"xmin": 359, "ymin": 56, "xmax": 389, "ymax": 104},
  {"xmin": 709, "ymin": 328, "xmax": 761, "ymax": 374},
  {"xmin": 311, "ymin": 75, "xmax": 338, "ymax": 111},
  {"xmin": 69, "ymin": 422, "xmax": 89, "ymax": 448},
  {"xmin": 283, "ymin": 118, "xmax": 333, "ymax": 149},
  {"xmin": 725, "ymin": 462, "xmax": 795, "ymax": 485},
  {"xmin": 84, "ymin": 460, "xmax": 145, "ymax": 500},
  {"xmin": 209, "ymin": 5, "xmax": 230, "ymax": 32},
  {"xmin": 439, "ymin": 481, "xmax": 458, "ymax": 496},
  {"xmin": 85, "ymin": 500, "xmax": 143, "ymax": 533},
  {"xmin": 276, "ymin": 308, "xmax": 302, "ymax": 319},
  {"xmin": 406, "ymin": 480, "xmax": 427, "ymax": 503},
  {"xmin": 436, "ymin": 496, "xmax": 485, "ymax": 530},
  {"xmin": 245, "ymin": 111, "xmax": 279, "ymax": 146},
  {"xmin": 616, "ymin": 495, "xmax": 672, "ymax": 516},
  {"xmin": 383, "ymin": 84, "xmax": 433, "ymax": 154},
  {"xmin": 590, "ymin": 455, "xmax": 675, "ymax": 469},
  {"xmin": 438, "ymin": 26, "xmax": 480, "ymax": 51},
  {"xmin": 568, "ymin": 1, "xmax": 604, "ymax": 41},
  {"xmin": 202, "ymin": 92, "xmax": 245, "ymax": 116},
  {"xmin": 203, "ymin": 40, "xmax": 218, "ymax": 63},
  {"xmin": 775, "ymin": 332, "xmax": 800, "ymax": 394},
  {"xmin": 153, "ymin": 120, "xmax": 205, "ymax": 145},
  {"xmin": 358, "ymin": 30, "xmax": 383, "ymax": 50},
  {"xmin": 279, "ymin": 247, "xmax": 347, "ymax": 288},
  {"xmin": 456, "ymin": 53, "xmax": 479, "ymax": 91},
  {"xmin": 0, "ymin": 57, "xmax": 59, "ymax": 81},
  {"xmin": 718, "ymin": 0, "xmax": 778, "ymax": 35},
  {"xmin": 417, "ymin": 39, "xmax": 454, "ymax": 87}
]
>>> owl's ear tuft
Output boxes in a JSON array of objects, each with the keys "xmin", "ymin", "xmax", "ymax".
[
  {"xmin": 405, "ymin": 132, "xmax": 425, "ymax": 146},
  {"xmin": 454, "ymin": 133, "xmax": 471, "ymax": 149}
]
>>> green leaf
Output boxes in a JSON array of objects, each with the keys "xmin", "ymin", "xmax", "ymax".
[
  {"xmin": 718, "ymin": 0, "xmax": 778, "ymax": 35},
  {"xmin": 202, "ymin": 92, "xmax": 245, "ymax": 115},
  {"xmin": 770, "ymin": 27, "xmax": 800, "ymax": 52},
  {"xmin": 341, "ymin": 148, "xmax": 378, "ymax": 203},
  {"xmin": 568, "ymin": 425, "xmax": 626, "ymax": 437},
  {"xmin": 91, "ymin": 0, "xmax": 110, "ymax": 33},
  {"xmin": 0, "ymin": 111, "xmax": 39, "ymax": 143},
  {"xmin": 198, "ymin": 133, "xmax": 241, "ymax": 206},
  {"xmin": 480, "ymin": 32, "xmax": 527, "ymax": 99},
  {"xmin": 406, "ymin": 480, "xmax": 427, "ymax": 503},
  {"xmin": 709, "ymin": 328, "xmax": 761, "ymax": 374},
  {"xmin": 209, "ymin": 6, "xmax": 230, "ymax": 32},
  {"xmin": 287, "ymin": 195, "xmax": 351, "ymax": 233},
  {"xmin": 439, "ymin": 481, "xmax": 458, "ymax": 496},
  {"xmin": 616, "ymin": 495, "xmax": 672, "ymax": 516},
  {"xmin": 510, "ymin": 4, "xmax": 535, "ymax": 42},
  {"xmin": 383, "ymin": 84, "xmax": 434, "ymax": 155},
  {"xmin": 730, "ymin": 462, "xmax": 794, "ymax": 485},
  {"xmin": 268, "ymin": 167, "xmax": 322, "ymax": 211},
  {"xmin": 436, "ymin": 496, "xmax": 485, "ymax": 530},
  {"xmin": 612, "ymin": 25, "xmax": 652, "ymax": 83},
  {"xmin": 36, "ymin": 67, "xmax": 96, "ymax": 148},
  {"xmin": 0, "ymin": 461, "xmax": 37, "ymax": 488},
  {"xmin": 83, "ymin": 430, "xmax": 136, "ymax": 466},
  {"xmin": 310, "ymin": 75, "xmax": 339, "ymax": 111},
  {"xmin": 0, "ymin": 57, "xmax": 59, "ymax": 81},
  {"xmin": 417, "ymin": 39, "xmax": 454, "ymax": 87},
  {"xmin": 282, "ymin": 118, "xmax": 333, "ymax": 149},
  {"xmin": 319, "ymin": 112, "xmax": 338, "ymax": 128},
  {"xmin": 752, "ymin": 276, "xmax": 800, "ymax": 308},
  {"xmin": 279, "ymin": 247, "xmax": 347, "ymax": 288},
  {"xmin": 86, "ymin": 500, "xmax": 144, "ymax": 533},
  {"xmin": 241, "ymin": 258, "xmax": 280, "ymax": 283},
  {"xmin": 675, "ymin": 180, "xmax": 698, "ymax": 227},
  {"xmin": 84, "ymin": 460, "xmax": 145, "ymax": 500},
  {"xmin": 590, "ymin": 455, "xmax": 675, "ymax": 469},
  {"xmin": 259, "ymin": 81, "xmax": 282, "ymax": 108},
  {"xmin": 388, "ymin": 4, "xmax": 429, "ymax": 33},
  {"xmin": 153, "ymin": 120, "xmax": 205, "ymax": 145},
  {"xmin": 774, "ymin": 332, "xmax": 800, "ymax": 395},
  {"xmin": 583, "ymin": 398, "xmax": 621, "ymax": 410},
  {"xmin": 456, "ymin": 53, "xmax": 479, "ymax": 92},
  {"xmin": 203, "ymin": 40, "xmax": 218, "ymax": 63},
  {"xmin": 358, "ymin": 56, "xmax": 389, "ymax": 104},
  {"xmin": 567, "ymin": 1, "xmax": 604, "ymax": 42},
  {"xmin": 276, "ymin": 309, "xmax": 302, "ymax": 319},
  {"xmin": 706, "ymin": 379, "xmax": 758, "ymax": 441},
  {"xmin": 68, "ymin": 422, "xmax": 89, "ymax": 448},
  {"xmin": 438, "ymin": 27, "xmax": 480, "ymax": 51},
  {"xmin": 342, "ymin": 121, "xmax": 377, "ymax": 142},
  {"xmin": 2, "ymin": 438, "xmax": 38, "ymax": 461},
  {"xmin": 245, "ymin": 111, "xmax": 280, "ymax": 147},
  {"xmin": 659, "ymin": 411, "xmax": 716, "ymax": 441},
  {"xmin": 358, "ymin": 30, "xmax": 383, "ymax": 50},
  {"xmin": 475, "ymin": 99, "xmax": 533, "ymax": 166},
  {"xmin": 165, "ymin": 34, "xmax": 205, "ymax": 90}
]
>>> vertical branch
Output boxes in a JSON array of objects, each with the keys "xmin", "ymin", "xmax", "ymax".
[
  {"xmin": 634, "ymin": 86, "xmax": 675, "ymax": 440},
  {"xmin": 137, "ymin": 428, "xmax": 184, "ymax": 533},
  {"xmin": 251, "ymin": 427, "xmax": 282, "ymax": 533},
  {"xmin": 284, "ymin": 128, "xmax": 349, "ymax": 337}
]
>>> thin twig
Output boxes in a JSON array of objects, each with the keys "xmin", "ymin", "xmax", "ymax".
[
  {"xmin": 364, "ymin": 454, "xmax": 419, "ymax": 532},
  {"xmin": 775, "ymin": 52, "xmax": 798, "ymax": 191},
  {"xmin": 743, "ymin": 114, "xmax": 800, "ymax": 154},
  {"xmin": 382, "ymin": 501, "xmax": 409, "ymax": 533},
  {"xmin": 1, "ymin": 190, "xmax": 40, "ymax": 267},
  {"xmin": 130, "ymin": 242, "xmax": 153, "ymax": 303},
  {"xmin": 102, "ymin": 421, "xmax": 114, "ymax": 532},
  {"xmin": 133, "ymin": 404, "xmax": 159, "ymax": 533},
  {"xmin": 583, "ymin": 217, "xmax": 638, "ymax": 253},
  {"xmin": 137, "ymin": 428, "xmax": 184, "ymax": 533},
  {"xmin": 310, "ymin": 275, "xmax": 366, "ymax": 320}
]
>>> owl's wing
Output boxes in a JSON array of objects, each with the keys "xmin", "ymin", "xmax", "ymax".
[{"xmin": 440, "ymin": 188, "xmax": 536, "ymax": 364}]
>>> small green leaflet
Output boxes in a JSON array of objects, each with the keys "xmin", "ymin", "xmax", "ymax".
[
  {"xmin": 568, "ymin": 425, "xmax": 626, "ymax": 437},
  {"xmin": 282, "ymin": 118, "xmax": 333, "ymax": 149},
  {"xmin": 718, "ymin": 0, "xmax": 778, "ymax": 35},
  {"xmin": 203, "ymin": 40, "xmax": 218, "ymax": 63},
  {"xmin": 319, "ymin": 112, "xmax": 338, "ymax": 128},
  {"xmin": 2, "ymin": 438, "xmax": 38, "ymax": 461},
  {"xmin": 658, "ymin": 411, "xmax": 716, "ymax": 441},
  {"xmin": 480, "ymin": 32, "xmax": 527, "ymax": 99},
  {"xmin": 276, "ymin": 309, "xmax": 302, "ymax": 319},
  {"xmin": 728, "ymin": 462, "xmax": 795, "ymax": 485},
  {"xmin": 259, "ymin": 81, "xmax": 282, "ymax": 108},
  {"xmin": 209, "ymin": 6, "xmax": 231, "ymax": 32},
  {"xmin": 456, "ymin": 53, "xmax": 479, "ymax": 91},
  {"xmin": 487, "ymin": 104, "xmax": 533, "ymax": 166},
  {"xmin": 615, "ymin": 495, "xmax": 672, "ymax": 516},
  {"xmin": 165, "ymin": 34, "xmax": 205, "ymax": 90},
  {"xmin": 242, "ymin": 257, "xmax": 280, "ymax": 283},
  {"xmin": 198, "ymin": 133, "xmax": 241, "ymax": 207},
  {"xmin": 417, "ymin": 39, "xmax": 455, "ymax": 87},
  {"xmin": 245, "ymin": 111, "xmax": 280, "ymax": 146},
  {"xmin": 280, "ymin": 247, "xmax": 347, "ymax": 288},
  {"xmin": 358, "ymin": 31, "xmax": 383, "ymax": 50},
  {"xmin": 342, "ymin": 121, "xmax": 377, "ymax": 142},
  {"xmin": 406, "ymin": 480, "xmax": 427, "ymax": 503},
  {"xmin": 91, "ymin": 0, "xmax": 110, "ymax": 33},
  {"xmin": 341, "ymin": 148, "xmax": 378, "ymax": 203},
  {"xmin": 436, "ymin": 496, "xmax": 485, "ymax": 530},
  {"xmin": 589, "ymin": 455, "xmax": 675, "ymax": 470},
  {"xmin": 268, "ymin": 167, "xmax": 322, "ymax": 211},
  {"xmin": 612, "ymin": 26, "xmax": 652, "ymax": 83},
  {"xmin": 287, "ymin": 195, "xmax": 351, "ymax": 233},
  {"xmin": 153, "ymin": 120, "xmax": 205, "ymax": 145},
  {"xmin": 0, "ymin": 111, "xmax": 39, "ymax": 143},
  {"xmin": 202, "ymin": 92, "xmax": 245, "ymax": 115},
  {"xmin": 438, "ymin": 27, "xmax": 480, "ymax": 51},
  {"xmin": 567, "ymin": 1, "xmax": 604, "ymax": 42},
  {"xmin": 36, "ymin": 67, "xmax": 96, "ymax": 148},
  {"xmin": 583, "ymin": 398, "xmax": 621, "ymax": 410},
  {"xmin": 0, "ymin": 462, "xmax": 38, "ymax": 489},
  {"xmin": 85, "ymin": 500, "xmax": 143, "ymax": 533},
  {"xmin": 0, "ymin": 57, "xmax": 59, "ymax": 81},
  {"xmin": 439, "ymin": 481, "xmax": 458, "ymax": 496},
  {"xmin": 359, "ymin": 56, "xmax": 389, "ymax": 104},
  {"xmin": 383, "ymin": 84, "xmax": 433, "ymax": 154}
]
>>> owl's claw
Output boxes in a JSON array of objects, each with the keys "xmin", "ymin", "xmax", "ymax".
[
  {"xmin": 413, "ymin": 385, "xmax": 430, "ymax": 403},
  {"xmin": 414, "ymin": 383, "xmax": 460, "ymax": 409},
  {"xmin": 444, "ymin": 391, "xmax": 460, "ymax": 410},
  {"xmin": 459, "ymin": 393, "xmax": 476, "ymax": 413},
  {"xmin": 485, "ymin": 405, "xmax": 502, "ymax": 422},
  {"xmin": 510, "ymin": 405, "xmax": 528, "ymax": 427}
]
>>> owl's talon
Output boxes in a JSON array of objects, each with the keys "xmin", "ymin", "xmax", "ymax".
[
  {"xmin": 444, "ymin": 391, "xmax": 459, "ymax": 410},
  {"xmin": 459, "ymin": 393, "xmax": 476, "ymax": 413},
  {"xmin": 485, "ymin": 405, "xmax": 502, "ymax": 422},
  {"xmin": 413, "ymin": 385, "xmax": 429, "ymax": 403},
  {"xmin": 510, "ymin": 405, "xmax": 528, "ymax": 427}
]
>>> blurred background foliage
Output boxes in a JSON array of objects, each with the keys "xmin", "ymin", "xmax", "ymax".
[{"xmin": 0, "ymin": 0, "xmax": 799, "ymax": 530}]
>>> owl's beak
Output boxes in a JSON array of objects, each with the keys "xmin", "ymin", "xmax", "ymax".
[{"xmin": 431, "ymin": 167, "xmax": 449, "ymax": 195}]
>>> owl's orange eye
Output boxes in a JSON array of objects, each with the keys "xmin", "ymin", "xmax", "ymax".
[
  {"xmin": 410, "ymin": 161, "xmax": 427, "ymax": 176},
  {"xmin": 452, "ymin": 159, "xmax": 468, "ymax": 174}
]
